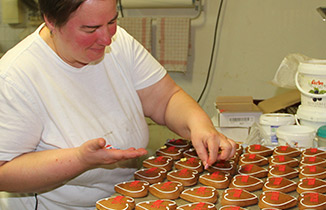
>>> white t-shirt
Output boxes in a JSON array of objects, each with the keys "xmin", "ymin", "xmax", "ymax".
[{"xmin": 0, "ymin": 24, "xmax": 166, "ymax": 209}]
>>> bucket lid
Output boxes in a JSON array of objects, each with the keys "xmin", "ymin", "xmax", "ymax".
[
  {"xmin": 277, "ymin": 125, "xmax": 315, "ymax": 137},
  {"xmin": 296, "ymin": 105, "xmax": 326, "ymax": 122},
  {"xmin": 317, "ymin": 125, "xmax": 326, "ymax": 138},
  {"xmin": 298, "ymin": 60, "xmax": 326, "ymax": 75},
  {"xmin": 259, "ymin": 113, "xmax": 295, "ymax": 126}
]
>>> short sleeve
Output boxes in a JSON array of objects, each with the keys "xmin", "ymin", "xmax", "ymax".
[
  {"xmin": 0, "ymin": 76, "xmax": 43, "ymax": 161},
  {"xmin": 112, "ymin": 27, "xmax": 167, "ymax": 90}
]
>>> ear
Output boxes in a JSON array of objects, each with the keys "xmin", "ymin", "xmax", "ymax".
[{"xmin": 43, "ymin": 15, "xmax": 56, "ymax": 33}]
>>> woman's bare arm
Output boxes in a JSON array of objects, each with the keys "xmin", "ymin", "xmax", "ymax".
[
  {"xmin": 137, "ymin": 74, "xmax": 236, "ymax": 167},
  {"xmin": 0, "ymin": 138, "xmax": 147, "ymax": 193}
]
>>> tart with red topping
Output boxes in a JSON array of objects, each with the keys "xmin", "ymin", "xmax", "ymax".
[
  {"xmin": 96, "ymin": 195, "xmax": 135, "ymax": 210},
  {"xmin": 165, "ymin": 138, "xmax": 192, "ymax": 150},
  {"xmin": 238, "ymin": 164, "xmax": 268, "ymax": 178},
  {"xmin": 269, "ymin": 155, "xmax": 299, "ymax": 168},
  {"xmin": 229, "ymin": 174, "xmax": 264, "ymax": 192},
  {"xmin": 156, "ymin": 145, "xmax": 184, "ymax": 160},
  {"xmin": 258, "ymin": 191, "xmax": 297, "ymax": 209},
  {"xmin": 298, "ymin": 192, "xmax": 326, "ymax": 210},
  {"xmin": 199, "ymin": 171, "xmax": 230, "ymax": 189},
  {"xmin": 245, "ymin": 144, "xmax": 273, "ymax": 157},
  {"xmin": 134, "ymin": 167, "xmax": 167, "ymax": 184},
  {"xmin": 135, "ymin": 199, "xmax": 177, "ymax": 210},
  {"xmin": 273, "ymin": 145, "xmax": 301, "ymax": 157},
  {"xmin": 263, "ymin": 176, "xmax": 297, "ymax": 193},
  {"xmin": 175, "ymin": 157, "xmax": 203, "ymax": 173},
  {"xmin": 114, "ymin": 180, "xmax": 149, "ymax": 198},
  {"xmin": 297, "ymin": 177, "xmax": 326, "ymax": 194},
  {"xmin": 149, "ymin": 181, "xmax": 184, "ymax": 200},
  {"xmin": 180, "ymin": 186, "xmax": 218, "ymax": 204},
  {"xmin": 167, "ymin": 168, "xmax": 199, "ymax": 186},
  {"xmin": 221, "ymin": 188, "xmax": 258, "ymax": 207},
  {"xmin": 143, "ymin": 156, "xmax": 174, "ymax": 171}
]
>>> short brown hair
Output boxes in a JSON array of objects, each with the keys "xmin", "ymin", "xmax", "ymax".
[{"xmin": 38, "ymin": 0, "xmax": 86, "ymax": 28}]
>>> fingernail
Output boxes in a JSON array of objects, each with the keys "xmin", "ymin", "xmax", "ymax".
[{"xmin": 205, "ymin": 163, "xmax": 209, "ymax": 170}]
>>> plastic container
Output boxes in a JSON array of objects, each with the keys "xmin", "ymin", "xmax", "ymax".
[
  {"xmin": 276, "ymin": 125, "xmax": 316, "ymax": 148},
  {"xmin": 259, "ymin": 113, "xmax": 295, "ymax": 145},
  {"xmin": 317, "ymin": 125, "xmax": 326, "ymax": 147},
  {"xmin": 295, "ymin": 60, "xmax": 326, "ymax": 109},
  {"xmin": 295, "ymin": 105, "xmax": 326, "ymax": 131}
]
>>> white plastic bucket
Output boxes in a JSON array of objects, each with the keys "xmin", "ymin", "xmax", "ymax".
[
  {"xmin": 259, "ymin": 113, "xmax": 295, "ymax": 145},
  {"xmin": 295, "ymin": 60, "xmax": 326, "ymax": 108},
  {"xmin": 295, "ymin": 105, "xmax": 326, "ymax": 131},
  {"xmin": 276, "ymin": 125, "xmax": 316, "ymax": 148}
]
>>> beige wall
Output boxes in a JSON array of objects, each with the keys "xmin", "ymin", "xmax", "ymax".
[
  {"xmin": 122, "ymin": 0, "xmax": 326, "ymax": 117},
  {"xmin": 1, "ymin": 0, "xmax": 326, "ymax": 149}
]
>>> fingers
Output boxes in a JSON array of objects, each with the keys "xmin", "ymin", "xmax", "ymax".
[
  {"xmin": 216, "ymin": 137, "xmax": 236, "ymax": 160},
  {"xmin": 191, "ymin": 141, "xmax": 209, "ymax": 168},
  {"xmin": 192, "ymin": 132, "xmax": 237, "ymax": 168},
  {"xmin": 81, "ymin": 138, "xmax": 148, "ymax": 166},
  {"xmin": 107, "ymin": 148, "xmax": 148, "ymax": 162}
]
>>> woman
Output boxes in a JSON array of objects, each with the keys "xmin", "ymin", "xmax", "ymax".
[{"xmin": 0, "ymin": 0, "xmax": 236, "ymax": 209}]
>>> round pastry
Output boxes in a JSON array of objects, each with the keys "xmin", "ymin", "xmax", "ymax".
[
  {"xmin": 143, "ymin": 156, "xmax": 174, "ymax": 171},
  {"xmin": 149, "ymin": 181, "xmax": 184, "ymax": 200},
  {"xmin": 269, "ymin": 155, "xmax": 299, "ymax": 168},
  {"xmin": 96, "ymin": 195, "xmax": 135, "ymax": 210},
  {"xmin": 183, "ymin": 148, "xmax": 198, "ymax": 159},
  {"xmin": 273, "ymin": 145, "xmax": 301, "ymax": 157},
  {"xmin": 165, "ymin": 138, "xmax": 192, "ymax": 150},
  {"xmin": 156, "ymin": 145, "xmax": 184, "ymax": 160},
  {"xmin": 300, "ymin": 156, "xmax": 326, "ymax": 168},
  {"xmin": 302, "ymin": 148, "xmax": 326, "ymax": 159},
  {"xmin": 134, "ymin": 167, "xmax": 167, "ymax": 184},
  {"xmin": 298, "ymin": 192, "xmax": 326, "ymax": 210},
  {"xmin": 263, "ymin": 176, "xmax": 297, "ymax": 193},
  {"xmin": 180, "ymin": 186, "xmax": 218, "ymax": 204},
  {"xmin": 299, "ymin": 165, "xmax": 326, "ymax": 179},
  {"xmin": 258, "ymin": 191, "xmax": 297, "ymax": 209},
  {"xmin": 238, "ymin": 164, "xmax": 268, "ymax": 178},
  {"xmin": 221, "ymin": 188, "xmax": 258, "ymax": 207},
  {"xmin": 268, "ymin": 164, "xmax": 299, "ymax": 179},
  {"xmin": 114, "ymin": 180, "xmax": 150, "ymax": 198},
  {"xmin": 245, "ymin": 144, "xmax": 273, "ymax": 157},
  {"xmin": 207, "ymin": 160, "xmax": 237, "ymax": 175},
  {"xmin": 238, "ymin": 153, "xmax": 269, "ymax": 166},
  {"xmin": 199, "ymin": 171, "xmax": 231, "ymax": 189},
  {"xmin": 297, "ymin": 177, "xmax": 326, "ymax": 194},
  {"xmin": 135, "ymin": 199, "xmax": 177, "ymax": 210},
  {"xmin": 177, "ymin": 202, "xmax": 217, "ymax": 210},
  {"xmin": 167, "ymin": 168, "xmax": 199, "ymax": 186},
  {"xmin": 229, "ymin": 174, "xmax": 264, "ymax": 192},
  {"xmin": 175, "ymin": 157, "xmax": 203, "ymax": 173},
  {"xmin": 219, "ymin": 205, "xmax": 247, "ymax": 210}
]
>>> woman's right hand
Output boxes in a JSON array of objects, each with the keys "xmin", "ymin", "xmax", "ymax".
[{"xmin": 77, "ymin": 138, "xmax": 148, "ymax": 168}]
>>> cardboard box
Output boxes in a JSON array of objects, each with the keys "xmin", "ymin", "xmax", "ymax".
[
  {"xmin": 215, "ymin": 96, "xmax": 262, "ymax": 128},
  {"xmin": 215, "ymin": 127, "xmax": 250, "ymax": 143},
  {"xmin": 257, "ymin": 89, "xmax": 301, "ymax": 113}
]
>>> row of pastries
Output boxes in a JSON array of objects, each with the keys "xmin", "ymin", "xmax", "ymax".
[{"xmin": 96, "ymin": 139, "xmax": 326, "ymax": 210}]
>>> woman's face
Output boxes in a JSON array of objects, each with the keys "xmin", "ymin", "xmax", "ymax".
[{"xmin": 53, "ymin": 0, "xmax": 118, "ymax": 67}]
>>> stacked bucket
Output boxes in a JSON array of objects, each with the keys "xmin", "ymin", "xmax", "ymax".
[
  {"xmin": 259, "ymin": 60, "xmax": 326, "ymax": 148},
  {"xmin": 295, "ymin": 60, "xmax": 326, "ymax": 147},
  {"xmin": 295, "ymin": 60, "xmax": 326, "ymax": 130}
]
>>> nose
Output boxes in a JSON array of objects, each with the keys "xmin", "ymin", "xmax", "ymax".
[{"xmin": 98, "ymin": 25, "xmax": 115, "ymax": 46}]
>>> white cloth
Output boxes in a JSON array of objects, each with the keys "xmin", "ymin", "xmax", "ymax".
[{"xmin": 0, "ymin": 24, "xmax": 166, "ymax": 209}]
